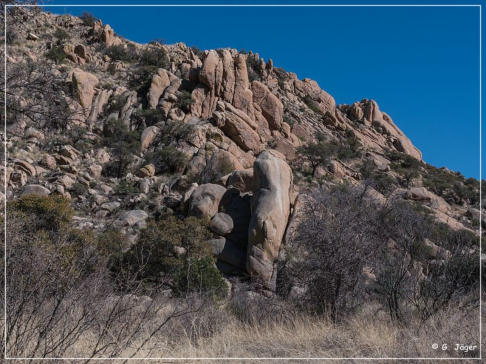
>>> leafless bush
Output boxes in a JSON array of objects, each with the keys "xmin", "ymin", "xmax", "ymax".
[
  {"xmin": 4, "ymin": 60, "xmax": 80, "ymax": 131},
  {"xmin": 282, "ymin": 183, "xmax": 480, "ymax": 325},
  {"xmin": 0, "ymin": 199, "xmax": 203, "ymax": 358},
  {"xmin": 282, "ymin": 184, "xmax": 385, "ymax": 321}
]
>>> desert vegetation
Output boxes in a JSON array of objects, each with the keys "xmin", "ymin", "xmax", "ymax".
[{"xmin": 1, "ymin": 4, "xmax": 483, "ymax": 360}]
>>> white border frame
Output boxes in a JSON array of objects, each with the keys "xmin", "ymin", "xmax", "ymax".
[{"xmin": 3, "ymin": 2, "xmax": 483, "ymax": 361}]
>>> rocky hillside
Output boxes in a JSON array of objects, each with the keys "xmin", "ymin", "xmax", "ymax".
[{"xmin": 3, "ymin": 7, "xmax": 483, "ymax": 294}]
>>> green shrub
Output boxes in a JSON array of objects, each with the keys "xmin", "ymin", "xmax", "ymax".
[
  {"xmin": 80, "ymin": 12, "xmax": 98, "ymax": 26},
  {"xmin": 102, "ymin": 119, "xmax": 140, "ymax": 178},
  {"xmin": 54, "ymin": 27, "xmax": 70, "ymax": 41},
  {"xmin": 133, "ymin": 108, "xmax": 165, "ymax": 126},
  {"xmin": 422, "ymin": 165, "xmax": 479, "ymax": 205},
  {"xmin": 104, "ymin": 94, "xmax": 127, "ymax": 116},
  {"xmin": 128, "ymin": 65, "xmax": 155, "ymax": 100},
  {"xmin": 45, "ymin": 46, "xmax": 66, "ymax": 64},
  {"xmin": 295, "ymin": 139, "xmax": 336, "ymax": 176},
  {"xmin": 114, "ymin": 180, "xmax": 138, "ymax": 195},
  {"xmin": 6, "ymin": 29, "xmax": 19, "ymax": 45},
  {"xmin": 139, "ymin": 46, "xmax": 169, "ymax": 69},
  {"xmin": 71, "ymin": 182, "xmax": 88, "ymax": 197},
  {"xmin": 118, "ymin": 216, "xmax": 226, "ymax": 298},
  {"xmin": 9, "ymin": 194, "xmax": 73, "ymax": 232},
  {"xmin": 303, "ymin": 95, "xmax": 321, "ymax": 114},
  {"xmin": 104, "ymin": 44, "xmax": 138, "ymax": 63},
  {"xmin": 246, "ymin": 55, "xmax": 262, "ymax": 82},
  {"xmin": 283, "ymin": 115, "xmax": 296, "ymax": 127},
  {"xmin": 148, "ymin": 38, "xmax": 165, "ymax": 45},
  {"xmin": 295, "ymin": 134, "xmax": 360, "ymax": 176},
  {"xmin": 145, "ymin": 146, "xmax": 188, "ymax": 175},
  {"xmin": 175, "ymin": 256, "xmax": 228, "ymax": 300},
  {"xmin": 337, "ymin": 131, "xmax": 362, "ymax": 160},
  {"xmin": 176, "ymin": 90, "xmax": 194, "ymax": 112},
  {"xmin": 160, "ymin": 120, "xmax": 195, "ymax": 144}
]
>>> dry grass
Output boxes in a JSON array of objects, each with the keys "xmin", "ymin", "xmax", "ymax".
[{"xmin": 49, "ymin": 299, "xmax": 479, "ymax": 363}]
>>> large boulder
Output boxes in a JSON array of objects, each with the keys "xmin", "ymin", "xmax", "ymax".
[
  {"xmin": 22, "ymin": 184, "xmax": 50, "ymax": 197},
  {"xmin": 405, "ymin": 187, "xmax": 450, "ymax": 213},
  {"xmin": 147, "ymin": 69, "xmax": 170, "ymax": 109},
  {"xmin": 140, "ymin": 126, "xmax": 159, "ymax": 150},
  {"xmin": 187, "ymin": 183, "xmax": 227, "ymax": 219},
  {"xmin": 117, "ymin": 210, "xmax": 148, "ymax": 227},
  {"xmin": 210, "ymin": 212, "xmax": 234, "ymax": 235},
  {"xmin": 247, "ymin": 150, "xmax": 293, "ymax": 289},
  {"xmin": 72, "ymin": 68, "xmax": 99, "ymax": 112},
  {"xmin": 200, "ymin": 149, "xmax": 243, "ymax": 183}
]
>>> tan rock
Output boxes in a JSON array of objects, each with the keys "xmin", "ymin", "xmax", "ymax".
[
  {"xmin": 214, "ymin": 103, "xmax": 262, "ymax": 153},
  {"xmin": 72, "ymin": 68, "xmax": 99, "ymax": 112},
  {"xmin": 24, "ymin": 127, "xmax": 44, "ymax": 141},
  {"xmin": 58, "ymin": 175, "xmax": 75, "ymax": 189},
  {"xmin": 22, "ymin": 184, "xmax": 49, "ymax": 197},
  {"xmin": 15, "ymin": 160, "xmax": 36, "ymax": 177},
  {"xmin": 406, "ymin": 187, "xmax": 450, "ymax": 213},
  {"xmin": 423, "ymin": 239, "xmax": 452, "ymax": 260},
  {"xmin": 40, "ymin": 154, "xmax": 57, "ymax": 170},
  {"xmin": 102, "ymin": 24, "xmax": 120, "ymax": 46},
  {"xmin": 251, "ymin": 81, "xmax": 283, "ymax": 130},
  {"xmin": 221, "ymin": 49, "xmax": 235, "ymax": 102},
  {"xmin": 27, "ymin": 32, "xmax": 39, "ymax": 41},
  {"xmin": 187, "ymin": 183, "xmax": 227, "ymax": 219},
  {"xmin": 60, "ymin": 145, "xmax": 80, "ymax": 160},
  {"xmin": 294, "ymin": 78, "xmax": 335, "ymax": 114},
  {"xmin": 232, "ymin": 54, "xmax": 254, "ymax": 118},
  {"xmin": 95, "ymin": 148, "xmax": 110, "ymax": 164},
  {"xmin": 140, "ymin": 126, "xmax": 159, "ymax": 150},
  {"xmin": 199, "ymin": 50, "xmax": 223, "ymax": 95},
  {"xmin": 88, "ymin": 89, "xmax": 112, "ymax": 129},
  {"xmin": 201, "ymin": 149, "xmax": 243, "ymax": 183},
  {"xmin": 148, "ymin": 69, "xmax": 170, "ymax": 109},
  {"xmin": 226, "ymin": 168, "xmax": 255, "ymax": 193},
  {"xmin": 54, "ymin": 154, "xmax": 73, "ymax": 166},
  {"xmin": 210, "ymin": 212, "xmax": 234, "ymax": 235},
  {"xmin": 138, "ymin": 164, "xmax": 155, "ymax": 177},
  {"xmin": 89, "ymin": 164, "xmax": 102, "ymax": 178},
  {"xmin": 247, "ymin": 150, "xmax": 293, "ymax": 289}
]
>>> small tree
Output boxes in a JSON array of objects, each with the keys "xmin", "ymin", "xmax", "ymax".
[
  {"xmin": 118, "ymin": 216, "xmax": 228, "ymax": 299},
  {"xmin": 102, "ymin": 119, "xmax": 140, "ymax": 178},
  {"xmin": 145, "ymin": 146, "xmax": 188, "ymax": 175},
  {"xmin": 295, "ymin": 139, "xmax": 337, "ymax": 176},
  {"xmin": 80, "ymin": 11, "xmax": 97, "ymax": 26}
]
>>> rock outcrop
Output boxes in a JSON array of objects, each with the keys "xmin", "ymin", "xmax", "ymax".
[
  {"xmin": 247, "ymin": 150, "xmax": 293, "ymax": 289},
  {"xmin": 187, "ymin": 183, "xmax": 227, "ymax": 219},
  {"xmin": 72, "ymin": 68, "xmax": 99, "ymax": 112},
  {"xmin": 147, "ymin": 69, "xmax": 170, "ymax": 109}
]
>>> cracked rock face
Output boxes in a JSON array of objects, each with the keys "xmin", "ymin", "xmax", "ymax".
[{"xmin": 247, "ymin": 150, "xmax": 293, "ymax": 289}]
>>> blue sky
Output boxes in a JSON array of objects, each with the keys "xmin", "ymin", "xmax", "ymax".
[{"xmin": 39, "ymin": 1, "xmax": 482, "ymax": 178}]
